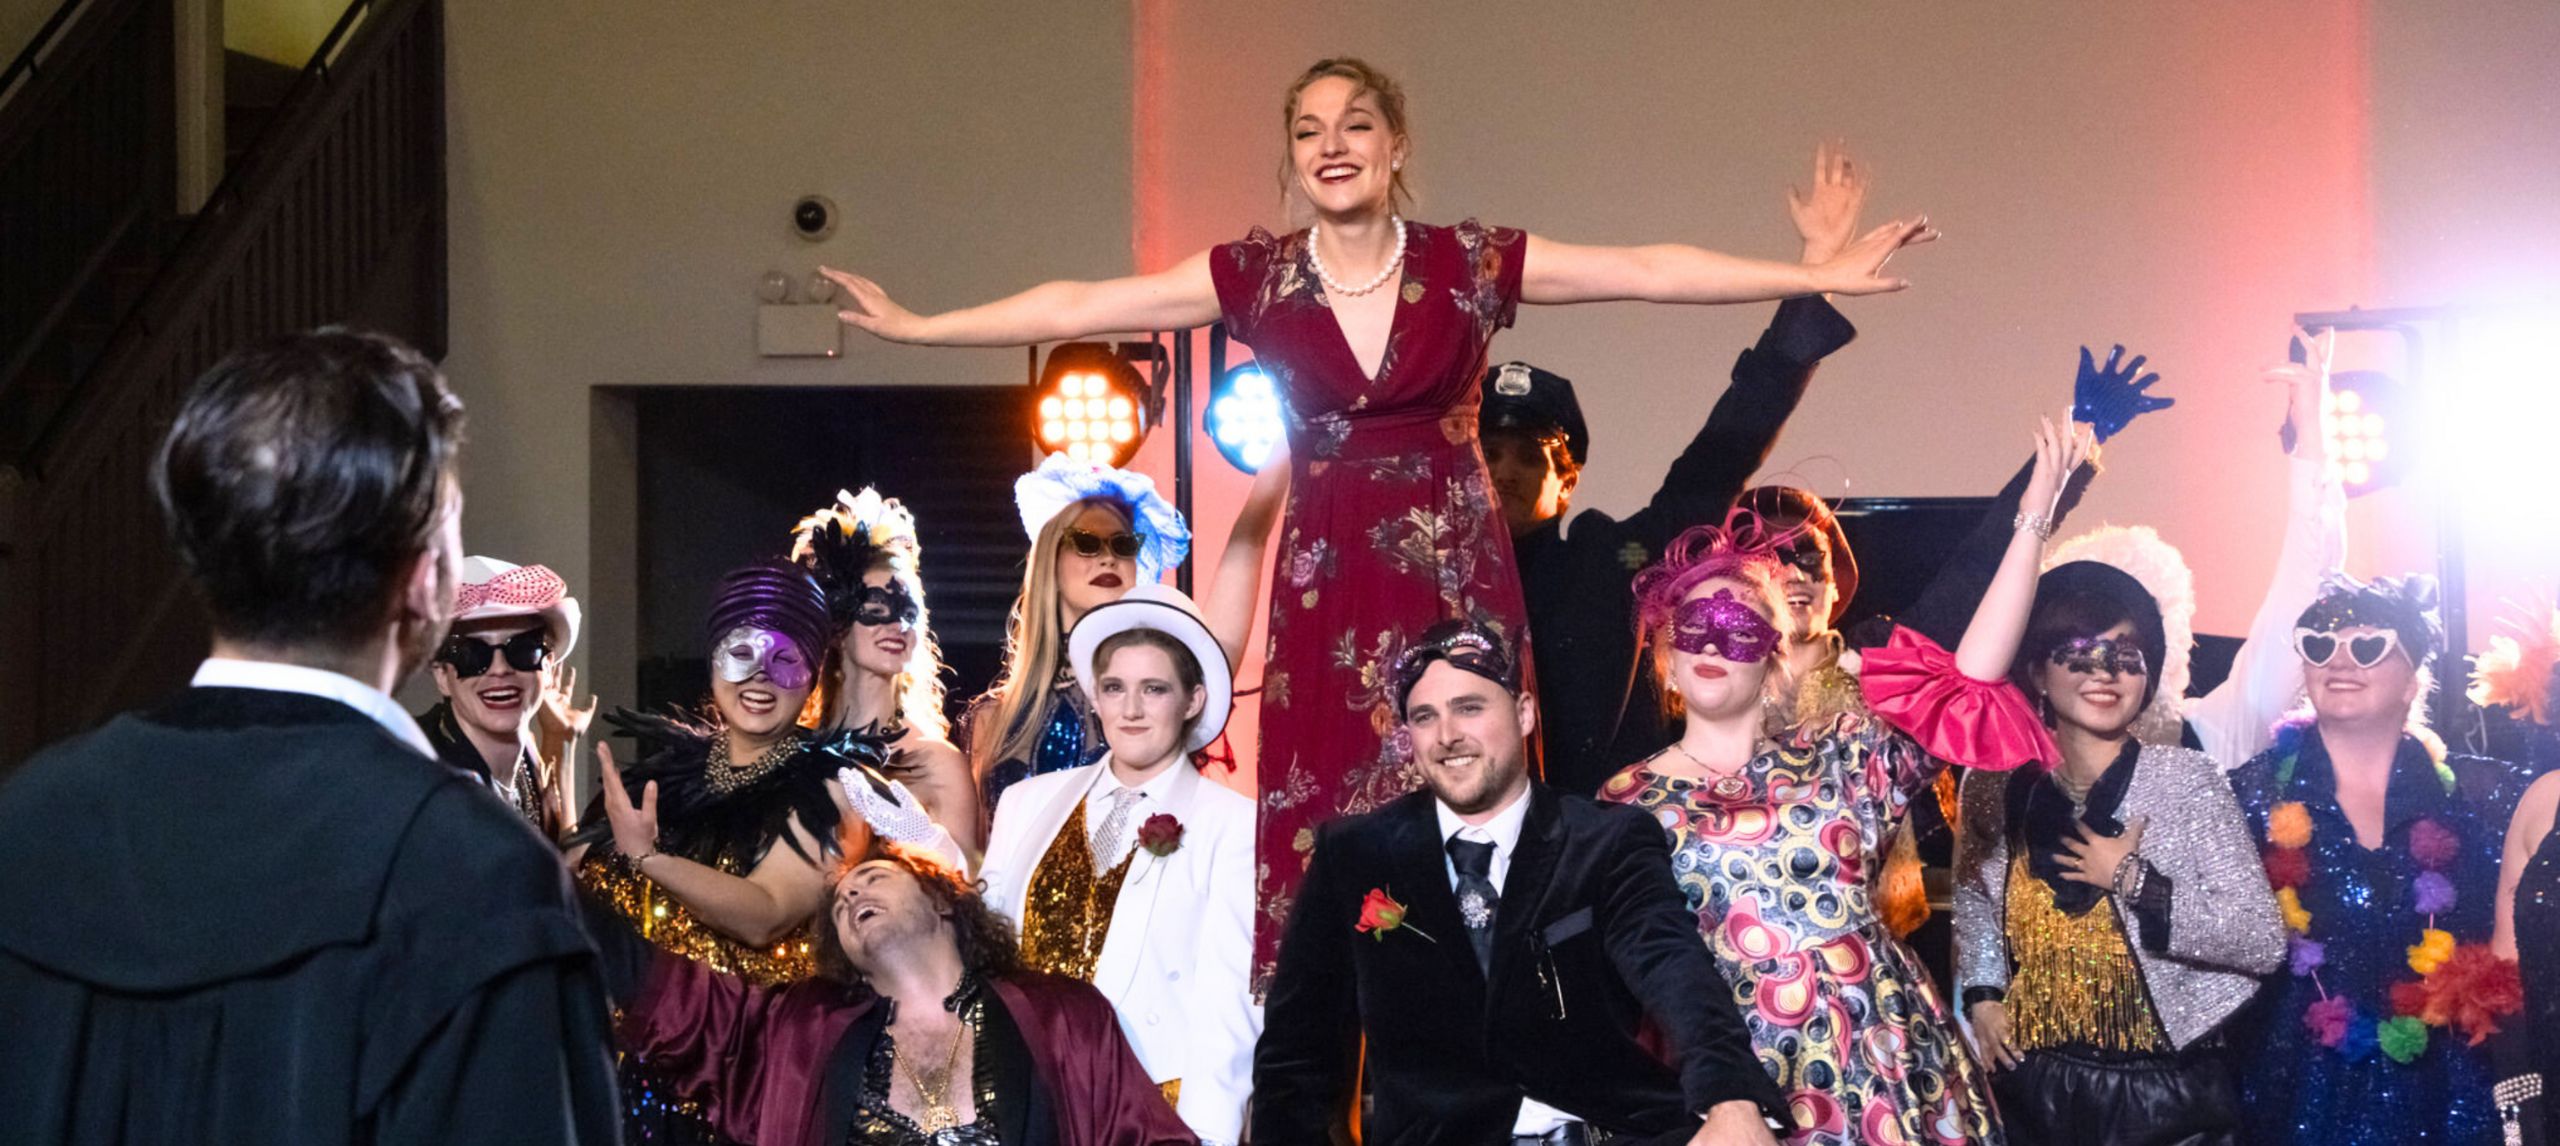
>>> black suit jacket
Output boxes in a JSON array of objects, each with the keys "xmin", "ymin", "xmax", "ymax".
[
  {"xmin": 1520, "ymin": 296, "xmax": 1855, "ymax": 797},
  {"xmin": 1253, "ymin": 784, "xmax": 1786, "ymax": 1146}
]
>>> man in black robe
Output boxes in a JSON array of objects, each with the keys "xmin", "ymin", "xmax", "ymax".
[{"xmin": 0, "ymin": 329, "xmax": 621, "ymax": 1144}]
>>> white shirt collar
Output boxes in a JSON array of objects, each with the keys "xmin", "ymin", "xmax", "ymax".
[
  {"xmin": 191, "ymin": 657, "xmax": 437, "ymax": 759},
  {"xmin": 1435, "ymin": 783, "xmax": 1532, "ymax": 856},
  {"xmin": 1093, "ymin": 755, "xmax": 1186, "ymax": 806}
]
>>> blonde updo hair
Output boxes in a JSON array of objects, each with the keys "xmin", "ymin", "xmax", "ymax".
[{"xmin": 1279, "ymin": 57, "xmax": 1414, "ymax": 214}]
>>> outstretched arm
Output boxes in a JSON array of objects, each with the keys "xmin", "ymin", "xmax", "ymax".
[
  {"xmin": 1877, "ymin": 341, "xmax": 2162, "ymax": 650},
  {"xmin": 823, "ymin": 249, "xmax": 1222, "ymax": 347},
  {"xmin": 1623, "ymin": 143, "xmax": 1872, "ymax": 543},
  {"xmin": 1521, "ymin": 214, "xmax": 1933, "ymax": 307},
  {"xmin": 1953, "ymin": 416, "xmax": 2093, "ymax": 681},
  {"xmin": 1202, "ymin": 437, "xmax": 1293, "ymax": 673},
  {"xmin": 2185, "ymin": 332, "xmax": 2346, "ymax": 769}
]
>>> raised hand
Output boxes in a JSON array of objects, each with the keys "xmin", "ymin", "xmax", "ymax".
[
  {"xmin": 596, "ymin": 743, "xmax": 660, "ymax": 861},
  {"xmin": 819, "ymin": 266, "xmax": 925, "ymax": 343},
  {"xmin": 2266, "ymin": 327, "xmax": 2337, "ymax": 458},
  {"xmin": 2072, "ymin": 344, "xmax": 2173, "ymax": 443},
  {"xmin": 1809, "ymin": 216, "xmax": 1938, "ymax": 296},
  {"xmin": 2023, "ymin": 414, "xmax": 2096, "ymax": 516},
  {"xmin": 839, "ymin": 768, "xmax": 937, "ymax": 844},
  {"xmin": 1788, "ymin": 139, "xmax": 1869, "ymax": 266}
]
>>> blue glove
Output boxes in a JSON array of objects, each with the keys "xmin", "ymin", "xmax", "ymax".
[{"xmin": 2072, "ymin": 344, "xmax": 2172, "ymax": 443}]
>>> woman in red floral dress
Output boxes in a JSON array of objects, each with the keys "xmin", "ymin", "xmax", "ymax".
[{"xmin": 824, "ymin": 58, "xmax": 1935, "ymax": 985}]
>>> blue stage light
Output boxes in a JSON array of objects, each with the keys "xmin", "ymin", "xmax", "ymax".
[{"xmin": 1206, "ymin": 363, "xmax": 1286, "ymax": 473}]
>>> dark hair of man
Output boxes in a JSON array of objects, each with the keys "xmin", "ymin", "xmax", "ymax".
[
  {"xmin": 815, "ymin": 844, "xmax": 1025, "ymax": 988},
  {"xmin": 152, "ymin": 327, "xmax": 464, "ymax": 649},
  {"xmin": 1485, "ymin": 424, "xmax": 1580, "ymax": 488}
]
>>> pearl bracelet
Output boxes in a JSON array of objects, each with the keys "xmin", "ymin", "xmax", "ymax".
[{"xmin": 2014, "ymin": 510, "xmax": 2056, "ymax": 541}]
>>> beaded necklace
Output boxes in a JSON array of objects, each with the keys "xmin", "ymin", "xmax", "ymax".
[
  {"xmin": 705, "ymin": 729, "xmax": 805, "ymax": 796},
  {"xmin": 2261, "ymin": 747, "xmax": 2519, "ymax": 1065}
]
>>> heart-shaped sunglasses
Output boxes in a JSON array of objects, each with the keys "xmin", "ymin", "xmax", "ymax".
[{"xmin": 2293, "ymin": 627, "xmax": 2402, "ymax": 669}]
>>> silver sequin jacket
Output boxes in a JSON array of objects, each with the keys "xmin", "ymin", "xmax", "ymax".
[{"xmin": 1953, "ymin": 743, "xmax": 2285, "ymax": 1050}]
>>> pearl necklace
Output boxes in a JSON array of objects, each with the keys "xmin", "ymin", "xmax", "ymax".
[{"xmin": 1308, "ymin": 216, "xmax": 1406, "ymax": 297}]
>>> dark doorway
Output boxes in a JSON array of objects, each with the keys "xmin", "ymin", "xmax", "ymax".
[{"xmin": 627, "ymin": 385, "xmax": 1033, "ymax": 722}]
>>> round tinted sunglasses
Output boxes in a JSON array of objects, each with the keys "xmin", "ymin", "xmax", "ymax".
[
  {"xmin": 437, "ymin": 629, "xmax": 550, "ymax": 677},
  {"xmin": 1062, "ymin": 528, "xmax": 1143, "ymax": 560},
  {"xmin": 2294, "ymin": 627, "xmax": 2403, "ymax": 669}
]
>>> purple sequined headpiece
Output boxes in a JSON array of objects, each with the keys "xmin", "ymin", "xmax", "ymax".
[
  {"xmin": 705, "ymin": 560, "xmax": 834, "ymax": 669},
  {"xmin": 1632, "ymin": 509, "xmax": 1798, "ymax": 633}
]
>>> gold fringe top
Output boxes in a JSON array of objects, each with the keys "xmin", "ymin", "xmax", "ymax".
[
  {"xmin": 2002, "ymin": 851, "xmax": 2166, "ymax": 1053},
  {"xmin": 1017, "ymin": 798, "xmax": 1137, "ymax": 981}
]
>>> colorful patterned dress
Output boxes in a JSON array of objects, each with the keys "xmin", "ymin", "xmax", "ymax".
[
  {"xmin": 1211, "ymin": 219, "xmax": 1533, "ymax": 986},
  {"xmin": 1600, "ymin": 630, "xmax": 2024, "ymax": 1145}
]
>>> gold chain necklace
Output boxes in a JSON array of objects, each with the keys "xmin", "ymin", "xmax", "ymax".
[
  {"xmin": 1669, "ymin": 740, "xmax": 1765, "ymax": 801},
  {"xmin": 892, "ymin": 1017, "xmax": 972, "ymax": 1133},
  {"xmin": 704, "ymin": 731, "xmax": 802, "ymax": 796}
]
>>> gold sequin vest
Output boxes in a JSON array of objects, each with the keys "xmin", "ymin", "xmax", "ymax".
[
  {"xmin": 1017, "ymin": 798, "xmax": 1137, "ymax": 981},
  {"xmin": 2003, "ymin": 851, "xmax": 2167, "ymax": 1053}
]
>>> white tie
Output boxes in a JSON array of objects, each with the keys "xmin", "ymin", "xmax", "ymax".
[{"xmin": 1090, "ymin": 787, "xmax": 1142, "ymax": 866}]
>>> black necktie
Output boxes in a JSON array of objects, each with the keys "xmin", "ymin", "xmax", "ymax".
[{"xmin": 1446, "ymin": 836, "xmax": 1499, "ymax": 975}]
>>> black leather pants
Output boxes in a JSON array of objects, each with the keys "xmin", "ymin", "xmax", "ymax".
[{"xmin": 1992, "ymin": 1042, "xmax": 2242, "ymax": 1146}]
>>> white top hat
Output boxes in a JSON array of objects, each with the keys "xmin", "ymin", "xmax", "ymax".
[
  {"xmin": 452, "ymin": 556, "xmax": 582, "ymax": 660},
  {"xmin": 1065, "ymin": 582, "xmax": 1231, "ymax": 753}
]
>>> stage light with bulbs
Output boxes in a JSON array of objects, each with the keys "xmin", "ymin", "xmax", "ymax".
[
  {"xmin": 2322, "ymin": 369, "xmax": 2404, "ymax": 497},
  {"xmin": 1206, "ymin": 362, "xmax": 1287, "ymax": 473},
  {"xmin": 1032, "ymin": 342, "xmax": 1150, "ymax": 467}
]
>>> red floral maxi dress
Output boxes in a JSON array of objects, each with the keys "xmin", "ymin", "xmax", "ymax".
[{"xmin": 1212, "ymin": 219, "xmax": 1533, "ymax": 987}]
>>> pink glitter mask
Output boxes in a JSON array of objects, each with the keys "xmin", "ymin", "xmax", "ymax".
[
  {"xmin": 1670, "ymin": 590, "xmax": 1781, "ymax": 663},
  {"xmin": 712, "ymin": 625, "xmax": 814, "ymax": 691}
]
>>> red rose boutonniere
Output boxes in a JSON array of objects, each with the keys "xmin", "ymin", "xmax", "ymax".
[
  {"xmin": 1138, "ymin": 813, "xmax": 1184, "ymax": 858},
  {"xmin": 1356, "ymin": 887, "xmax": 1435, "ymax": 943}
]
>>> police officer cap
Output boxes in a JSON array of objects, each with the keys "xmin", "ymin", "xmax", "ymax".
[{"xmin": 1479, "ymin": 361, "xmax": 1590, "ymax": 467}]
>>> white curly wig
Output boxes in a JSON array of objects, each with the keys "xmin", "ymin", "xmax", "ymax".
[{"xmin": 2045, "ymin": 524, "xmax": 2196, "ymax": 746}]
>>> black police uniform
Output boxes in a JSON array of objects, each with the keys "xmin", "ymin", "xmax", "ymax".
[{"xmin": 1497, "ymin": 295, "xmax": 1856, "ymax": 797}]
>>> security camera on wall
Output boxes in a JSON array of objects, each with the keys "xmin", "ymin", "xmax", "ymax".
[{"xmin": 791, "ymin": 195, "xmax": 837, "ymax": 241}]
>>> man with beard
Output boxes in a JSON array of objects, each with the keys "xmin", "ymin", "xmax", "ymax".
[
  {"xmin": 587, "ymin": 822, "xmax": 1197, "ymax": 1146},
  {"xmin": 0, "ymin": 329, "xmax": 620, "ymax": 1145},
  {"xmin": 1254, "ymin": 620, "xmax": 1787, "ymax": 1146}
]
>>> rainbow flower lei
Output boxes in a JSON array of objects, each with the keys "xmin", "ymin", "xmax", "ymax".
[{"xmin": 2261, "ymin": 753, "xmax": 2522, "ymax": 1066}]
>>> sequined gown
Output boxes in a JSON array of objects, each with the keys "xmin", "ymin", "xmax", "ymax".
[
  {"xmin": 2516, "ymin": 813, "xmax": 2560, "ymax": 1143},
  {"xmin": 1598, "ymin": 635, "xmax": 2013, "ymax": 1146},
  {"xmin": 2224, "ymin": 724, "xmax": 2524, "ymax": 1145},
  {"xmin": 965, "ymin": 667, "xmax": 1102, "ymax": 823},
  {"xmin": 1213, "ymin": 219, "xmax": 1534, "ymax": 987},
  {"xmin": 572, "ymin": 710, "xmax": 870, "ymax": 1146}
]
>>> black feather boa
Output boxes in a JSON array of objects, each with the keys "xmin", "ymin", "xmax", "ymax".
[{"xmin": 570, "ymin": 708, "xmax": 894, "ymax": 875}]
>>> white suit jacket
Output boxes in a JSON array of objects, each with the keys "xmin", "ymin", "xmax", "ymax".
[{"xmin": 979, "ymin": 757, "xmax": 1260, "ymax": 1145}]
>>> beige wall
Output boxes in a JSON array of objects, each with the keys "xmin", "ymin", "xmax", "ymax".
[
  {"xmin": 439, "ymin": 0, "xmax": 1134, "ymax": 717},
  {"xmin": 442, "ymin": 1, "xmax": 2560, "ymax": 774}
]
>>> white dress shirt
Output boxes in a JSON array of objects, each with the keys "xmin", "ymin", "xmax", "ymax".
[
  {"xmin": 1435, "ymin": 787, "xmax": 1576, "ymax": 1136},
  {"xmin": 191, "ymin": 657, "xmax": 437, "ymax": 759}
]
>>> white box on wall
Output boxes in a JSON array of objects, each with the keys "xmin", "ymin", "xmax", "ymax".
[{"xmin": 757, "ymin": 305, "xmax": 842, "ymax": 357}]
